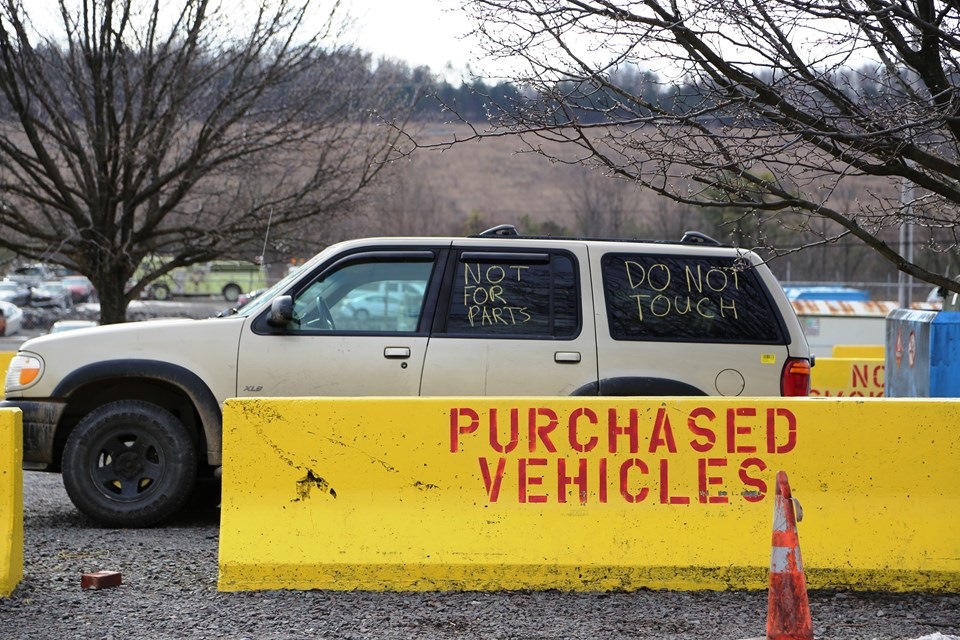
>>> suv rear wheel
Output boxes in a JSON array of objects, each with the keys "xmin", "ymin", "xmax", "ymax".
[{"xmin": 62, "ymin": 400, "xmax": 197, "ymax": 527}]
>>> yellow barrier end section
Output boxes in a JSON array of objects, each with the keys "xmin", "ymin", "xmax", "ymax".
[
  {"xmin": 1, "ymin": 408, "xmax": 23, "ymax": 597},
  {"xmin": 832, "ymin": 344, "xmax": 884, "ymax": 359},
  {"xmin": 217, "ymin": 398, "xmax": 960, "ymax": 594},
  {"xmin": 810, "ymin": 357, "xmax": 885, "ymax": 397},
  {"xmin": 0, "ymin": 352, "xmax": 14, "ymax": 399}
]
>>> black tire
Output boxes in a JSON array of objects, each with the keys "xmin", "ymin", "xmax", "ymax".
[
  {"xmin": 223, "ymin": 284, "xmax": 241, "ymax": 302},
  {"xmin": 62, "ymin": 400, "xmax": 198, "ymax": 527},
  {"xmin": 152, "ymin": 283, "xmax": 170, "ymax": 301},
  {"xmin": 354, "ymin": 308, "xmax": 370, "ymax": 321}
]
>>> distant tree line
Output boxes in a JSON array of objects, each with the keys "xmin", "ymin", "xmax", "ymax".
[
  {"xmin": 398, "ymin": 62, "xmax": 912, "ymax": 127},
  {"xmin": 0, "ymin": 41, "xmax": 917, "ymax": 142}
]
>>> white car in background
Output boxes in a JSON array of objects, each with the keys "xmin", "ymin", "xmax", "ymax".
[
  {"xmin": 0, "ymin": 279, "xmax": 32, "ymax": 306},
  {"xmin": 0, "ymin": 300, "xmax": 23, "ymax": 336},
  {"xmin": 338, "ymin": 291, "xmax": 407, "ymax": 320},
  {"xmin": 29, "ymin": 280, "xmax": 73, "ymax": 309}
]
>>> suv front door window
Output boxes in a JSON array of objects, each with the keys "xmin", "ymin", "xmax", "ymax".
[
  {"xmin": 237, "ymin": 252, "xmax": 438, "ymax": 397},
  {"xmin": 289, "ymin": 258, "xmax": 432, "ymax": 333}
]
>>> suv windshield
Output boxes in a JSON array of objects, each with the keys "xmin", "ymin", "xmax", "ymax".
[{"xmin": 225, "ymin": 261, "xmax": 315, "ymax": 317}]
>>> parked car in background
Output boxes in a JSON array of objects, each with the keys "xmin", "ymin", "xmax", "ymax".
[
  {"xmin": 337, "ymin": 291, "xmax": 411, "ymax": 321},
  {"xmin": 7, "ymin": 264, "xmax": 62, "ymax": 286},
  {"xmin": 0, "ymin": 279, "xmax": 31, "ymax": 306},
  {"xmin": 0, "ymin": 300, "xmax": 23, "ymax": 336},
  {"xmin": 29, "ymin": 281, "xmax": 73, "ymax": 309},
  {"xmin": 236, "ymin": 288, "xmax": 266, "ymax": 306},
  {"xmin": 61, "ymin": 275, "xmax": 97, "ymax": 303}
]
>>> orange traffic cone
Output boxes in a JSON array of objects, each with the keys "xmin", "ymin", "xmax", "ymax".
[{"xmin": 766, "ymin": 470, "xmax": 812, "ymax": 640}]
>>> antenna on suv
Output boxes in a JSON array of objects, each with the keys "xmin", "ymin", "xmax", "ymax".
[{"xmin": 475, "ymin": 224, "xmax": 519, "ymax": 237}]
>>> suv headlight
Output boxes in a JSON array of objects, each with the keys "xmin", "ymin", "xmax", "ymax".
[{"xmin": 5, "ymin": 354, "xmax": 43, "ymax": 391}]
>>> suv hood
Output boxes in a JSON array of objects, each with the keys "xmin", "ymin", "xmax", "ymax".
[{"xmin": 10, "ymin": 316, "xmax": 247, "ymax": 399}]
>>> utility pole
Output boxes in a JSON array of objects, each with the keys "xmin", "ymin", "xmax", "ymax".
[{"xmin": 897, "ymin": 177, "xmax": 914, "ymax": 308}]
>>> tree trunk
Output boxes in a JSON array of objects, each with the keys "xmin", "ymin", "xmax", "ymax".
[{"xmin": 96, "ymin": 270, "xmax": 133, "ymax": 326}]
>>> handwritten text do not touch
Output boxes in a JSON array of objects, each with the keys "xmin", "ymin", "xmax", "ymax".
[{"xmin": 624, "ymin": 261, "xmax": 742, "ymax": 321}]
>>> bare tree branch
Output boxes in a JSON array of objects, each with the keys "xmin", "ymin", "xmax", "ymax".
[
  {"xmin": 0, "ymin": 0, "xmax": 413, "ymax": 322},
  {"xmin": 424, "ymin": 0, "xmax": 960, "ymax": 294}
]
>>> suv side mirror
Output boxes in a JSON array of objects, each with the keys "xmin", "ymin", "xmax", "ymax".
[{"xmin": 268, "ymin": 295, "xmax": 294, "ymax": 327}]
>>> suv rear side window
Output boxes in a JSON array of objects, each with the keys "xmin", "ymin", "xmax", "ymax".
[
  {"xmin": 601, "ymin": 253, "xmax": 784, "ymax": 343},
  {"xmin": 445, "ymin": 251, "xmax": 579, "ymax": 338}
]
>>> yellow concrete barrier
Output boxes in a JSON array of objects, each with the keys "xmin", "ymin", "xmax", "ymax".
[
  {"xmin": 0, "ymin": 352, "xmax": 14, "ymax": 399},
  {"xmin": 832, "ymin": 344, "xmax": 885, "ymax": 358},
  {"xmin": 810, "ymin": 357, "xmax": 885, "ymax": 397},
  {"xmin": 1, "ymin": 408, "xmax": 23, "ymax": 597},
  {"xmin": 218, "ymin": 397, "xmax": 960, "ymax": 593}
]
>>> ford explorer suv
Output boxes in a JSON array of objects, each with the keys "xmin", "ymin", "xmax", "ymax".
[{"xmin": 2, "ymin": 226, "xmax": 812, "ymax": 526}]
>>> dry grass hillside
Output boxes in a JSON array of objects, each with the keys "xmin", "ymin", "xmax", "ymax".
[
  {"xmin": 348, "ymin": 123, "xmax": 689, "ymax": 239},
  {"xmin": 331, "ymin": 123, "xmax": 952, "ymax": 298},
  {"xmin": 349, "ymin": 123, "xmax": 881, "ymax": 241},
  {"xmin": 402, "ymin": 125, "xmax": 589, "ymax": 224}
]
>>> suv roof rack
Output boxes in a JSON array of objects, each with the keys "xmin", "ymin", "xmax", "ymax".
[
  {"xmin": 471, "ymin": 224, "xmax": 728, "ymax": 247},
  {"xmin": 680, "ymin": 231, "xmax": 721, "ymax": 246},
  {"xmin": 475, "ymin": 224, "xmax": 520, "ymax": 237}
]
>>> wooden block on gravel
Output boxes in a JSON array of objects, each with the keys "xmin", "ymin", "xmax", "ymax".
[{"xmin": 81, "ymin": 571, "xmax": 122, "ymax": 590}]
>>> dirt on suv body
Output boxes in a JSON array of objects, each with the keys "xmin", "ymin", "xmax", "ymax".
[{"xmin": 3, "ymin": 227, "xmax": 812, "ymax": 526}]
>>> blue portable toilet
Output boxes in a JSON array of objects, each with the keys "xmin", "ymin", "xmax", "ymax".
[{"xmin": 885, "ymin": 309, "xmax": 960, "ymax": 397}]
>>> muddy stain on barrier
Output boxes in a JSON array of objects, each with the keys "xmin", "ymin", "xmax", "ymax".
[
  {"xmin": 294, "ymin": 470, "xmax": 337, "ymax": 501},
  {"xmin": 237, "ymin": 401, "xmax": 286, "ymax": 426},
  {"xmin": 243, "ymin": 401, "xmax": 401, "ymax": 473},
  {"xmin": 320, "ymin": 437, "xmax": 400, "ymax": 474},
  {"xmin": 238, "ymin": 401, "xmax": 302, "ymax": 470}
]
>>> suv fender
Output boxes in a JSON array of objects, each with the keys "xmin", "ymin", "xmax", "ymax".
[{"xmin": 51, "ymin": 359, "xmax": 222, "ymax": 466}]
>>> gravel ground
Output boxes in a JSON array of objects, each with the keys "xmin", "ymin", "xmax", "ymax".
[{"xmin": 1, "ymin": 471, "xmax": 958, "ymax": 640}]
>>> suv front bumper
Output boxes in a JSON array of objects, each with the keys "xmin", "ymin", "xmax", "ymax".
[{"xmin": 0, "ymin": 398, "xmax": 66, "ymax": 465}]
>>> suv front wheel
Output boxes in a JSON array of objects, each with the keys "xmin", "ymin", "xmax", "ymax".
[{"xmin": 62, "ymin": 400, "xmax": 198, "ymax": 527}]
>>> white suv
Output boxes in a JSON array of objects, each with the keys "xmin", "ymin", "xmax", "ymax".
[{"xmin": 3, "ymin": 226, "xmax": 811, "ymax": 526}]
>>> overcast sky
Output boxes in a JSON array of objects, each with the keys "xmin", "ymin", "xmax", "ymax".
[
  {"xmin": 344, "ymin": 0, "xmax": 486, "ymax": 78},
  {"xmin": 27, "ymin": 1, "xmax": 486, "ymax": 79}
]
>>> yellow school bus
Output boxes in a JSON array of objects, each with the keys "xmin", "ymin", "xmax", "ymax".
[{"xmin": 139, "ymin": 258, "xmax": 268, "ymax": 302}]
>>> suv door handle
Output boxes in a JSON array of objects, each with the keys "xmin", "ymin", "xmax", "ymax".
[
  {"xmin": 554, "ymin": 351, "xmax": 581, "ymax": 363},
  {"xmin": 384, "ymin": 347, "xmax": 411, "ymax": 359}
]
